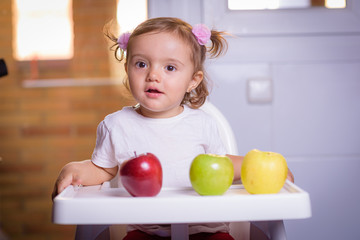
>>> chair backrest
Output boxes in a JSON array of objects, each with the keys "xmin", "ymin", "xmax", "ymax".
[
  {"xmin": 201, "ymin": 102, "xmax": 251, "ymax": 240},
  {"xmin": 200, "ymin": 101, "xmax": 239, "ymax": 155}
]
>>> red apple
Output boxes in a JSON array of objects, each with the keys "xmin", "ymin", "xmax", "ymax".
[{"xmin": 120, "ymin": 152, "xmax": 163, "ymax": 197}]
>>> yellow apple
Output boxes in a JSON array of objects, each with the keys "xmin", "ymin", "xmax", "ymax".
[{"xmin": 241, "ymin": 149, "xmax": 288, "ymax": 194}]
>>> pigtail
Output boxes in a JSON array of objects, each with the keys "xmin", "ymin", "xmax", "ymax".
[
  {"xmin": 183, "ymin": 26, "xmax": 228, "ymax": 108},
  {"xmin": 103, "ymin": 20, "xmax": 126, "ymax": 62},
  {"xmin": 208, "ymin": 30, "xmax": 228, "ymax": 58}
]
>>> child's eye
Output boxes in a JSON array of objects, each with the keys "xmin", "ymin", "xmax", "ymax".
[
  {"xmin": 135, "ymin": 61, "xmax": 147, "ymax": 68},
  {"xmin": 165, "ymin": 65, "xmax": 176, "ymax": 72}
]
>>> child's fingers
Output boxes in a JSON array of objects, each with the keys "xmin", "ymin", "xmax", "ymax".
[
  {"xmin": 58, "ymin": 175, "xmax": 73, "ymax": 193},
  {"xmin": 287, "ymin": 168, "xmax": 294, "ymax": 183},
  {"xmin": 71, "ymin": 177, "xmax": 82, "ymax": 188},
  {"xmin": 51, "ymin": 184, "xmax": 58, "ymax": 201},
  {"xmin": 52, "ymin": 174, "xmax": 74, "ymax": 200}
]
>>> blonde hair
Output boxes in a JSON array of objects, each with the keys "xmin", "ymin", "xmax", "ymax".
[{"xmin": 104, "ymin": 17, "xmax": 228, "ymax": 109}]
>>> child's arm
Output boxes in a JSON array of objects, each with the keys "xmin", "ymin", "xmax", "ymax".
[
  {"xmin": 226, "ymin": 154, "xmax": 243, "ymax": 182},
  {"xmin": 52, "ymin": 160, "xmax": 118, "ymax": 200},
  {"xmin": 226, "ymin": 154, "xmax": 294, "ymax": 183}
]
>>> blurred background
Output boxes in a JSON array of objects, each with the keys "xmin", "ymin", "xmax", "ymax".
[{"xmin": 0, "ymin": 0, "xmax": 360, "ymax": 239}]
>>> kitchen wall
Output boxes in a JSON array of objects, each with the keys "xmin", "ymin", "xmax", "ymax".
[{"xmin": 0, "ymin": 1, "xmax": 135, "ymax": 239}]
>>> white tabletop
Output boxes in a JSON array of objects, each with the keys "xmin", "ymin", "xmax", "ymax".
[{"xmin": 52, "ymin": 180, "xmax": 311, "ymax": 225}]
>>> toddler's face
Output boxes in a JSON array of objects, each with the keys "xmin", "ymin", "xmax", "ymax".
[{"xmin": 126, "ymin": 31, "xmax": 202, "ymax": 118}]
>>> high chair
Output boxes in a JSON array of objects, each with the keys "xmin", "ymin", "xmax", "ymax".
[{"xmin": 53, "ymin": 101, "xmax": 311, "ymax": 240}]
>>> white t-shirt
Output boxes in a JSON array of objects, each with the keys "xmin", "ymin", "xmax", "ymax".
[{"xmin": 91, "ymin": 105, "xmax": 229, "ymax": 236}]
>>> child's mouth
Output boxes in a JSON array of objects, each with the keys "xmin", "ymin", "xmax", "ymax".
[
  {"xmin": 145, "ymin": 88, "xmax": 163, "ymax": 97},
  {"xmin": 146, "ymin": 88, "xmax": 162, "ymax": 94}
]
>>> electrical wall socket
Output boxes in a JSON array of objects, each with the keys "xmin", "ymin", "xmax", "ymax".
[{"xmin": 247, "ymin": 77, "xmax": 273, "ymax": 103}]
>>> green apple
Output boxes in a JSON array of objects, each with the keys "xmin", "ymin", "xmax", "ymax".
[
  {"xmin": 241, "ymin": 149, "xmax": 288, "ymax": 194},
  {"xmin": 190, "ymin": 154, "xmax": 234, "ymax": 195}
]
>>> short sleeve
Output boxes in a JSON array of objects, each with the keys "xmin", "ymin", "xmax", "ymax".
[{"xmin": 91, "ymin": 121, "xmax": 118, "ymax": 168}]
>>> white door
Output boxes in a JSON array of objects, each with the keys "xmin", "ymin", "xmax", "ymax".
[{"xmin": 149, "ymin": 1, "xmax": 360, "ymax": 239}]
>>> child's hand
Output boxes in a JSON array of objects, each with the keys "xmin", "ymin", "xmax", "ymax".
[
  {"xmin": 287, "ymin": 168, "xmax": 294, "ymax": 183},
  {"xmin": 51, "ymin": 162, "xmax": 82, "ymax": 201},
  {"xmin": 51, "ymin": 160, "xmax": 118, "ymax": 201}
]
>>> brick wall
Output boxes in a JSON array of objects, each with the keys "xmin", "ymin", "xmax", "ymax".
[{"xmin": 0, "ymin": 0, "xmax": 135, "ymax": 239}]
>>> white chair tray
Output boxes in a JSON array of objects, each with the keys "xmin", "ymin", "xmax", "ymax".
[{"xmin": 52, "ymin": 180, "xmax": 311, "ymax": 225}]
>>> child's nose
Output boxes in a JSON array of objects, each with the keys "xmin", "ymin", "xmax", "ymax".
[{"xmin": 147, "ymin": 67, "xmax": 160, "ymax": 82}]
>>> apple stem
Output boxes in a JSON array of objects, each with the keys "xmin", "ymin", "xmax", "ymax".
[{"xmin": 134, "ymin": 151, "xmax": 137, "ymax": 158}]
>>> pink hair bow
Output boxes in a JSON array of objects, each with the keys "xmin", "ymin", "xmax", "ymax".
[
  {"xmin": 117, "ymin": 32, "xmax": 131, "ymax": 50},
  {"xmin": 192, "ymin": 24, "xmax": 211, "ymax": 45}
]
